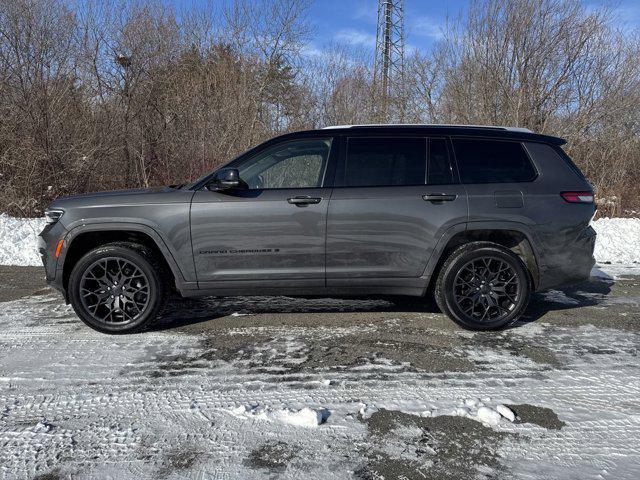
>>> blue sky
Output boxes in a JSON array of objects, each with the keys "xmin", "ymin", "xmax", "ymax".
[
  {"xmin": 305, "ymin": 0, "xmax": 640, "ymax": 57},
  {"xmin": 307, "ymin": 0, "xmax": 467, "ymax": 55}
]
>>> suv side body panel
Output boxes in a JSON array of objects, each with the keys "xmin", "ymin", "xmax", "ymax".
[
  {"xmin": 190, "ymin": 134, "xmax": 338, "ymax": 287},
  {"xmin": 520, "ymin": 142, "xmax": 596, "ymax": 288},
  {"xmin": 40, "ymin": 188, "xmax": 196, "ymax": 295},
  {"xmin": 459, "ymin": 140, "xmax": 595, "ymax": 290}
]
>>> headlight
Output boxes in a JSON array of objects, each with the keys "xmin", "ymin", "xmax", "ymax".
[{"xmin": 45, "ymin": 209, "xmax": 64, "ymax": 225}]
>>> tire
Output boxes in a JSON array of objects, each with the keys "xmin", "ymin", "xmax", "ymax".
[
  {"xmin": 68, "ymin": 242, "xmax": 168, "ymax": 334},
  {"xmin": 434, "ymin": 241, "xmax": 531, "ymax": 330}
]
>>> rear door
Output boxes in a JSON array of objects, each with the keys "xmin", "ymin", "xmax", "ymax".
[{"xmin": 325, "ymin": 136, "xmax": 468, "ymax": 283}]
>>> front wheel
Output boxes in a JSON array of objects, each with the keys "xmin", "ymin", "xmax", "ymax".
[
  {"xmin": 68, "ymin": 242, "xmax": 167, "ymax": 334},
  {"xmin": 434, "ymin": 242, "xmax": 531, "ymax": 330}
]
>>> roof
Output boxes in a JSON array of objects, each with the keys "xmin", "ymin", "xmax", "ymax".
[
  {"xmin": 322, "ymin": 123, "xmax": 533, "ymax": 133},
  {"xmin": 316, "ymin": 123, "xmax": 566, "ymax": 145}
]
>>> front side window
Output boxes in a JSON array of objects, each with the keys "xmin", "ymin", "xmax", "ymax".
[
  {"xmin": 341, "ymin": 137, "xmax": 426, "ymax": 187},
  {"xmin": 452, "ymin": 138, "xmax": 537, "ymax": 184},
  {"xmin": 238, "ymin": 138, "xmax": 332, "ymax": 189}
]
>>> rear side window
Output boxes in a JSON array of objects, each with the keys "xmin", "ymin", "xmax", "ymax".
[
  {"xmin": 342, "ymin": 137, "xmax": 426, "ymax": 187},
  {"xmin": 452, "ymin": 139, "xmax": 536, "ymax": 184}
]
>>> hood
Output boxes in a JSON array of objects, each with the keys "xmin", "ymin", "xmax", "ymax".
[{"xmin": 49, "ymin": 186, "xmax": 180, "ymax": 210}]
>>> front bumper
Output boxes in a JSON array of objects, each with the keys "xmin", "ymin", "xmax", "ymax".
[{"xmin": 37, "ymin": 222, "xmax": 68, "ymax": 297}]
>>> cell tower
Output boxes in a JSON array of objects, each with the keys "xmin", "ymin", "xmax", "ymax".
[{"xmin": 374, "ymin": 0, "xmax": 405, "ymax": 120}]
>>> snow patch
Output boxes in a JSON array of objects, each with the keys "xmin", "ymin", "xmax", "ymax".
[
  {"xmin": 451, "ymin": 398, "xmax": 517, "ymax": 426},
  {"xmin": 477, "ymin": 406, "xmax": 503, "ymax": 425},
  {"xmin": 593, "ymin": 263, "xmax": 640, "ymax": 279},
  {"xmin": 496, "ymin": 404, "xmax": 516, "ymax": 422},
  {"xmin": 358, "ymin": 403, "xmax": 379, "ymax": 420},
  {"xmin": 227, "ymin": 404, "xmax": 328, "ymax": 427},
  {"xmin": 542, "ymin": 290, "xmax": 581, "ymax": 305}
]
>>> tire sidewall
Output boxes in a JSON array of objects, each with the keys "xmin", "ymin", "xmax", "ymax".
[
  {"xmin": 68, "ymin": 245, "xmax": 162, "ymax": 333},
  {"xmin": 441, "ymin": 246, "xmax": 531, "ymax": 330}
]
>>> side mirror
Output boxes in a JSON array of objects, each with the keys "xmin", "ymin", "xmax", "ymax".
[{"xmin": 208, "ymin": 168, "xmax": 241, "ymax": 191}]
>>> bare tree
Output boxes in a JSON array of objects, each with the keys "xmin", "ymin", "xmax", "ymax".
[
  {"xmin": 0, "ymin": 0, "xmax": 638, "ymax": 217},
  {"xmin": 409, "ymin": 0, "xmax": 640, "ymax": 214}
]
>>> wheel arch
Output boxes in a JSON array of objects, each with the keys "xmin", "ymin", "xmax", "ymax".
[
  {"xmin": 426, "ymin": 223, "xmax": 541, "ymax": 291},
  {"xmin": 60, "ymin": 224, "xmax": 186, "ymax": 296}
]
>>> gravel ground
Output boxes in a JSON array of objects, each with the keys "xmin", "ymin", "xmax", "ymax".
[{"xmin": 1, "ymin": 266, "xmax": 639, "ymax": 479}]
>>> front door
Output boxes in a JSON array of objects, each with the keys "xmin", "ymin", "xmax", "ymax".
[
  {"xmin": 191, "ymin": 137, "xmax": 334, "ymax": 286},
  {"xmin": 326, "ymin": 136, "xmax": 468, "ymax": 283}
]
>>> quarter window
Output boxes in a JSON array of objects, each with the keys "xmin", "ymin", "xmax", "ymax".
[
  {"xmin": 238, "ymin": 138, "xmax": 332, "ymax": 189},
  {"xmin": 341, "ymin": 137, "xmax": 426, "ymax": 187},
  {"xmin": 452, "ymin": 139, "xmax": 536, "ymax": 183},
  {"xmin": 427, "ymin": 138, "xmax": 455, "ymax": 185}
]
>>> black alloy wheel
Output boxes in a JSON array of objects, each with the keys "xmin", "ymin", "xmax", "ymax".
[
  {"xmin": 435, "ymin": 242, "xmax": 531, "ymax": 330},
  {"xmin": 452, "ymin": 256, "xmax": 521, "ymax": 322},
  {"xmin": 79, "ymin": 257, "xmax": 151, "ymax": 324},
  {"xmin": 68, "ymin": 243, "xmax": 167, "ymax": 333}
]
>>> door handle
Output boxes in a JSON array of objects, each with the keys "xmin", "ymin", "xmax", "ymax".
[
  {"xmin": 287, "ymin": 196, "xmax": 322, "ymax": 206},
  {"xmin": 422, "ymin": 193, "xmax": 457, "ymax": 202}
]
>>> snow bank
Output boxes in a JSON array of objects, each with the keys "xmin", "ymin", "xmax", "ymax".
[
  {"xmin": 1, "ymin": 214, "xmax": 639, "ymax": 268},
  {"xmin": 591, "ymin": 217, "xmax": 640, "ymax": 265},
  {"xmin": 0, "ymin": 214, "xmax": 46, "ymax": 266}
]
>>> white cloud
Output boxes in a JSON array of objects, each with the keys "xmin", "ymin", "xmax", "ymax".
[
  {"xmin": 410, "ymin": 16, "xmax": 445, "ymax": 40},
  {"xmin": 300, "ymin": 42, "xmax": 328, "ymax": 59},
  {"xmin": 335, "ymin": 28, "xmax": 377, "ymax": 47},
  {"xmin": 352, "ymin": 0, "xmax": 378, "ymax": 23}
]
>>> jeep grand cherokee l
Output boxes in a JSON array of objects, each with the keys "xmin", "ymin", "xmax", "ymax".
[{"xmin": 39, "ymin": 124, "xmax": 596, "ymax": 333}]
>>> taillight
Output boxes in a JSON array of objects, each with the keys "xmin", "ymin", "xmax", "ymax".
[{"xmin": 560, "ymin": 191, "xmax": 594, "ymax": 203}]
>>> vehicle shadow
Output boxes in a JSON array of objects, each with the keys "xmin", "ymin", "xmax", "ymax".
[
  {"xmin": 152, "ymin": 276, "xmax": 614, "ymax": 331},
  {"xmin": 153, "ymin": 294, "xmax": 430, "ymax": 330},
  {"xmin": 518, "ymin": 276, "xmax": 613, "ymax": 325}
]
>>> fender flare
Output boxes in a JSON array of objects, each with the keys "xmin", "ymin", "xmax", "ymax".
[
  {"xmin": 58, "ymin": 221, "xmax": 190, "ymax": 288},
  {"xmin": 421, "ymin": 222, "xmax": 467, "ymax": 281},
  {"xmin": 421, "ymin": 220, "xmax": 543, "ymax": 284}
]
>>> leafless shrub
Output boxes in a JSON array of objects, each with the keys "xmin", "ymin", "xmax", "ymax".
[{"xmin": 0, "ymin": 0, "xmax": 638, "ymax": 216}]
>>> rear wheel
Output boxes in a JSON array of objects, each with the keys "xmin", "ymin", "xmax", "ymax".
[
  {"xmin": 434, "ymin": 242, "xmax": 531, "ymax": 330},
  {"xmin": 68, "ymin": 242, "xmax": 167, "ymax": 333}
]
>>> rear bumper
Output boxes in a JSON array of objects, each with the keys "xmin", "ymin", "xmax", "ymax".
[{"xmin": 538, "ymin": 225, "xmax": 596, "ymax": 290}]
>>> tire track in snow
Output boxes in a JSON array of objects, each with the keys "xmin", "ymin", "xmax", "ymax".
[{"xmin": 1, "ymin": 293, "xmax": 640, "ymax": 478}]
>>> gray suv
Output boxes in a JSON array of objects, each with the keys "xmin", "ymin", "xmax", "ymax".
[{"xmin": 39, "ymin": 125, "xmax": 596, "ymax": 333}]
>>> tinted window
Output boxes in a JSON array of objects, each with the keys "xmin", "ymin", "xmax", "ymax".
[
  {"xmin": 452, "ymin": 139, "xmax": 536, "ymax": 183},
  {"xmin": 238, "ymin": 138, "xmax": 331, "ymax": 189},
  {"xmin": 342, "ymin": 137, "xmax": 426, "ymax": 187},
  {"xmin": 428, "ymin": 138, "xmax": 454, "ymax": 185}
]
